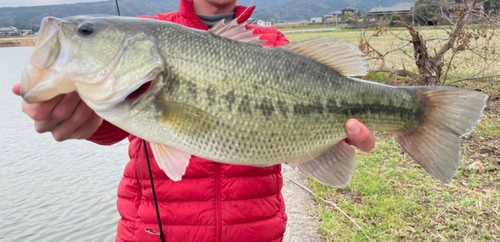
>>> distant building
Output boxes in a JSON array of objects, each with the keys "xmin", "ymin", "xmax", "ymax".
[
  {"xmin": 342, "ymin": 7, "xmax": 361, "ymax": 17},
  {"xmin": 21, "ymin": 29, "xmax": 33, "ymax": 35},
  {"xmin": 368, "ymin": 2, "xmax": 415, "ymax": 19},
  {"xmin": 256, "ymin": 19, "xmax": 273, "ymax": 27},
  {"xmin": 310, "ymin": 17, "xmax": 323, "ymax": 23},
  {"xmin": 324, "ymin": 8, "xmax": 360, "ymax": 24},
  {"xmin": 329, "ymin": 10, "xmax": 344, "ymax": 23},
  {"xmin": 0, "ymin": 26, "xmax": 18, "ymax": 36},
  {"xmin": 323, "ymin": 15, "xmax": 334, "ymax": 24}
]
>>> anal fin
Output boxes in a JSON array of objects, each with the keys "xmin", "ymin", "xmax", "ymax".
[
  {"xmin": 294, "ymin": 141, "xmax": 357, "ymax": 188},
  {"xmin": 150, "ymin": 142, "xmax": 191, "ymax": 181}
]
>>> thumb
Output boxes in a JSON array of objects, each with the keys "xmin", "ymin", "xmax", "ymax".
[
  {"xmin": 345, "ymin": 119, "xmax": 375, "ymax": 152},
  {"xmin": 12, "ymin": 83, "xmax": 21, "ymax": 96}
]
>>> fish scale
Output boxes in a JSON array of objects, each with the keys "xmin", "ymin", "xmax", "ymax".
[{"xmin": 158, "ymin": 40, "xmax": 420, "ymax": 164}]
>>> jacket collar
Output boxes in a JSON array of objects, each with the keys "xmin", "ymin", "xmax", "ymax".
[{"xmin": 179, "ymin": 0, "xmax": 255, "ymax": 30}]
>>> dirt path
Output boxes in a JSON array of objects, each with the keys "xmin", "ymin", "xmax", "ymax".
[
  {"xmin": 0, "ymin": 37, "xmax": 35, "ymax": 47},
  {"xmin": 282, "ymin": 164, "xmax": 324, "ymax": 242}
]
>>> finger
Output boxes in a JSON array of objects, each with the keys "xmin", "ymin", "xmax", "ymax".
[
  {"xmin": 23, "ymin": 95, "xmax": 64, "ymax": 121},
  {"xmin": 345, "ymin": 119, "xmax": 375, "ymax": 152},
  {"xmin": 34, "ymin": 92, "xmax": 81, "ymax": 133},
  {"xmin": 51, "ymin": 100, "xmax": 94, "ymax": 142},
  {"xmin": 12, "ymin": 83, "xmax": 21, "ymax": 96},
  {"xmin": 71, "ymin": 112, "xmax": 103, "ymax": 140},
  {"xmin": 51, "ymin": 92, "xmax": 82, "ymax": 122}
]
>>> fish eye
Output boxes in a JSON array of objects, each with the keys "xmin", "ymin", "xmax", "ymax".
[{"xmin": 77, "ymin": 22, "xmax": 95, "ymax": 36}]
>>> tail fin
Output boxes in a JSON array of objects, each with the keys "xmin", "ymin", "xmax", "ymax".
[{"xmin": 393, "ymin": 87, "xmax": 488, "ymax": 184}]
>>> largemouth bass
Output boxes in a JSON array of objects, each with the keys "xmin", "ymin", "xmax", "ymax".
[{"xmin": 20, "ymin": 16, "xmax": 488, "ymax": 188}]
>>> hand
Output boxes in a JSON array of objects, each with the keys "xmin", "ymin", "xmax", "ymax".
[
  {"xmin": 12, "ymin": 83, "xmax": 103, "ymax": 141},
  {"xmin": 345, "ymin": 119, "xmax": 375, "ymax": 151}
]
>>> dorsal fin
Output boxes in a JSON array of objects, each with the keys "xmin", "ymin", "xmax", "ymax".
[
  {"xmin": 283, "ymin": 38, "xmax": 369, "ymax": 77},
  {"xmin": 209, "ymin": 19, "xmax": 265, "ymax": 45}
]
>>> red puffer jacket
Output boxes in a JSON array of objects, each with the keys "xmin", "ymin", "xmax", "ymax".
[{"xmin": 87, "ymin": 1, "xmax": 290, "ymax": 241}]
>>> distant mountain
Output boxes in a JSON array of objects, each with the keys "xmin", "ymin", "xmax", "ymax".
[
  {"xmin": 0, "ymin": 0, "xmax": 178, "ymax": 27},
  {"xmin": 0, "ymin": 0, "xmax": 416, "ymax": 27},
  {"xmin": 239, "ymin": 0, "xmax": 415, "ymax": 21}
]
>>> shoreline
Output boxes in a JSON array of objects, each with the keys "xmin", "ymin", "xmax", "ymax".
[{"xmin": 0, "ymin": 37, "xmax": 36, "ymax": 47}]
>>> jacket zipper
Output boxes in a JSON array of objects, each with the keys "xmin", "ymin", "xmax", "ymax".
[{"xmin": 215, "ymin": 163, "xmax": 222, "ymax": 242}]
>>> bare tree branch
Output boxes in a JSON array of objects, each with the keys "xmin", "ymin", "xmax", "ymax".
[
  {"xmin": 434, "ymin": 0, "xmax": 479, "ymax": 61},
  {"xmin": 447, "ymin": 74, "xmax": 500, "ymax": 84},
  {"xmin": 440, "ymin": 5, "xmax": 456, "ymax": 26},
  {"xmin": 442, "ymin": 48, "xmax": 459, "ymax": 85},
  {"xmin": 424, "ymin": 37, "xmax": 450, "ymax": 42},
  {"xmin": 445, "ymin": 52, "xmax": 500, "ymax": 84}
]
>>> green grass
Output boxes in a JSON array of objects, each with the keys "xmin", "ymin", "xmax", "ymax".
[
  {"xmin": 284, "ymin": 26, "xmax": 500, "ymax": 241},
  {"xmin": 363, "ymin": 72, "xmax": 392, "ymax": 82},
  {"xmin": 310, "ymin": 131, "xmax": 499, "ymax": 241},
  {"xmin": 476, "ymin": 116, "xmax": 500, "ymax": 137}
]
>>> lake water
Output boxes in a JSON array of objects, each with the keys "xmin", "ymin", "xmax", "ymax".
[{"xmin": 0, "ymin": 47, "xmax": 128, "ymax": 241}]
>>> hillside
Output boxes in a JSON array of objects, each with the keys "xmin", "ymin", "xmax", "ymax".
[{"xmin": 0, "ymin": 0, "xmax": 415, "ymax": 27}]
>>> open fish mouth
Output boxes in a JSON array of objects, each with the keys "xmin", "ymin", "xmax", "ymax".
[
  {"xmin": 126, "ymin": 80, "xmax": 152, "ymax": 101},
  {"xmin": 109, "ymin": 70, "xmax": 163, "ymax": 110}
]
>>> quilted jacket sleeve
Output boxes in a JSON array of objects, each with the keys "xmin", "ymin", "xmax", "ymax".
[{"xmin": 86, "ymin": 120, "xmax": 129, "ymax": 146}]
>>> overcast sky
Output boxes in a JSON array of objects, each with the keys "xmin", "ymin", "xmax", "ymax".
[{"xmin": 0, "ymin": 0, "xmax": 104, "ymax": 7}]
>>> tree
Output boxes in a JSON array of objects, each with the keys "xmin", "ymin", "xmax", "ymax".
[
  {"xmin": 344, "ymin": 12, "xmax": 352, "ymax": 22},
  {"xmin": 360, "ymin": 0, "xmax": 498, "ymax": 85}
]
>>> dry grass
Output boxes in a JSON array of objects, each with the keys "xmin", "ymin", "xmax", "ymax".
[{"xmin": 0, "ymin": 36, "xmax": 36, "ymax": 47}]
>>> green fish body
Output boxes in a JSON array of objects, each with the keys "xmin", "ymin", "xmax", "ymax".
[{"xmin": 21, "ymin": 16, "xmax": 488, "ymax": 187}]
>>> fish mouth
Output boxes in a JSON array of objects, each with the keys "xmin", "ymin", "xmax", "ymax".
[
  {"xmin": 122, "ymin": 70, "xmax": 163, "ymax": 106},
  {"xmin": 125, "ymin": 80, "xmax": 153, "ymax": 102},
  {"xmin": 90, "ymin": 70, "xmax": 163, "ymax": 112}
]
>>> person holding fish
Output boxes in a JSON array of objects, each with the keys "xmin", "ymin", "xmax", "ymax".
[
  {"xmin": 13, "ymin": 0, "xmax": 489, "ymax": 240},
  {"xmin": 12, "ymin": 0, "xmax": 388, "ymax": 241}
]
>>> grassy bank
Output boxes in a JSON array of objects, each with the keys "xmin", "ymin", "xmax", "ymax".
[
  {"xmin": 284, "ymin": 27, "xmax": 500, "ymax": 241},
  {"xmin": 0, "ymin": 36, "xmax": 36, "ymax": 47}
]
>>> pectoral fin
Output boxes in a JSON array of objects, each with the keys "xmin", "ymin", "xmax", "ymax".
[
  {"xmin": 150, "ymin": 142, "xmax": 191, "ymax": 181},
  {"xmin": 153, "ymin": 99, "xmax": 218, "ymax": 137},
  {"xmin": 293, "ymin": 141, "xmax": 357, "ymax": 188}
]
